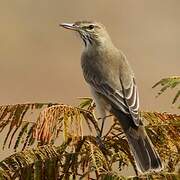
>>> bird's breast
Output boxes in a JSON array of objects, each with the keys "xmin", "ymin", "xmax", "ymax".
[{"xmin": 81, "ymin": 49, "xmax": 120, "ymax": 88}]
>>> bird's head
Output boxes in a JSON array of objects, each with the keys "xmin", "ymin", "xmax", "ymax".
[{"xmin": 60, "ymin": 21, "xmax": 111, "ymax": 47}]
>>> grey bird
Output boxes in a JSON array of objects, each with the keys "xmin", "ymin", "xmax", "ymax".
[{"xmin": 60, "ymin": 21, "xmax": 163, "ymax": 173}]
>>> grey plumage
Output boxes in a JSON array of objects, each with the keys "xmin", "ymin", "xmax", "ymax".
[{"xmin": 60, "ymin": 21, "xmax": 163, "ymax": 173}]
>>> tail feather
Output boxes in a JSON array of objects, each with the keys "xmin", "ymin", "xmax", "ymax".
[
  {"xmin": 126, "ymin": 128, "xmax": 162, "ymax": 173},
  {"xmin": 111, "ymin": 108, "xmax": 163, "ymax": 173}
]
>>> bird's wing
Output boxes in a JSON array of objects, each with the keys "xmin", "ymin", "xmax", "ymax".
[
  {"xmin": 120, "ymin": 78, "xmax": 140, "ymax": 126},
  {"xmin": 84, "ymin": 71, "xmax": 140, "ymax": 126}
]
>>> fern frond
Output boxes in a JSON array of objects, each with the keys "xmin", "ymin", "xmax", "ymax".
[
  {"xmin": 13, "ymin": 121, "xmax": 29, "ymax": 151},
  {"xmin": 0, "ymin": 103, "xmax": 57, "ymax": 150},
  {"xmin": 141, "ymin": 112, "xmax": 180, "ymax": 172},
  {"xmin": 152, "ymin": 76, "xmax": 180, "ymax": 106},
  {"xmin": 35, "ymin": 104, "xmax": 100, "ymax": 144},
  {"xmin": 173, "ymin": 90, "xmax": 180, "ymax": 106},
  {"xmin": 100, "ymin": 172, "xmax": 180, "ymax": 180},
  {"xmin": 88, "ymin": 141, "xmax": 106, "ymax": 171},
  {"xmin": 0, "ymin": 99, "xmax": 179, "ymax": 178},
  {"xmin": 0, "ymin": 140, "xmax": 71, "ymax": 180},
  {"xmin": 22, "ymin": 123, "xmax": 36, "ymax": 150},
  {"xmin": 78, "ymin": 97, "xmax": 94, "ymax": 110}
]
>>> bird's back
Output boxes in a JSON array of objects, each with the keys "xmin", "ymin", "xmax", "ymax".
[{"xmin": 81, "ymin": 44, "xmax": 134, "ymax": 91}]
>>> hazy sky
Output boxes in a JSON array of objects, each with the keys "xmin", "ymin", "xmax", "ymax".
[{"xmin": 0, "ymin": 0, "xmax": 179, "ymax": 113}]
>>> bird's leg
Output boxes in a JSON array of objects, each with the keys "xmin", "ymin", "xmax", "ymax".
[
  {"xmin": 99, "ymin": 114, "xmax": 112, "ymax": 137},
  {"xmin": 99, "ymin": 117, "xmax": 105, "ymax": 137}
]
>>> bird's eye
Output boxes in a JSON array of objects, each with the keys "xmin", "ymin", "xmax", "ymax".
[{"xmin": 88, "ymin": 25, "xmax": 94, "ymax": 30}]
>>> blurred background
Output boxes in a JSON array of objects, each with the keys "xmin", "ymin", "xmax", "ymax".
[{"xmin": 0, "ymin": 0, "xmax": 179, "ymax": 113}]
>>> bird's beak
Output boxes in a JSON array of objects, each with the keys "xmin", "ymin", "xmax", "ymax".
[{"xmin": 60, "ymin": 23, "xmax": 78, "ymax": 31}]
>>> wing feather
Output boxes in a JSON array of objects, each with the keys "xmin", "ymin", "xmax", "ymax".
[
  {"xmin": 82, "ymin": 64, "xmax": 140, "ymax": 126},
  {"xmin": 121, "ymin": 78, "xmax": 140, "ymax": 125}
]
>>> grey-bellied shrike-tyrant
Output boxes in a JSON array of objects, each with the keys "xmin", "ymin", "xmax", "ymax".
[{"xmin": 60, "ymin": 21, "xmax": 163, "ymax": 173}]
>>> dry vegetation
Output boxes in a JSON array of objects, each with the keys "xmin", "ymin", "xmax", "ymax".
[{"xmin": 0, "ymin": 76, "xmax": 179, "ymax": 179}]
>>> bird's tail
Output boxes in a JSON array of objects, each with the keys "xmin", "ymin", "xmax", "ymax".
[
  {"xmin": 111, "ymin": 109, "xmax": 163, "ymax": 173},
  {"xmin": 125, "ymin": 126, "xmax": 162, "ymax": 173}
]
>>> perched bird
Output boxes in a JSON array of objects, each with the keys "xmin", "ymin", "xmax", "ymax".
[{"xmin": 60, "ymin": 21, "xmax": 162, "ymax": 173}]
